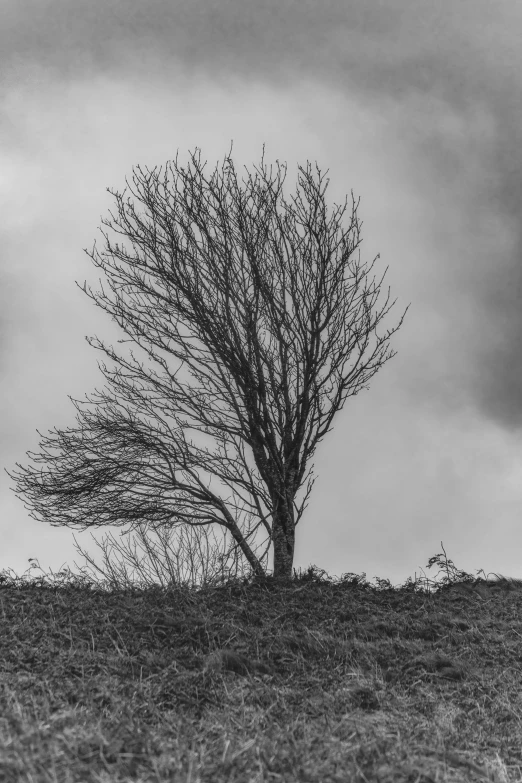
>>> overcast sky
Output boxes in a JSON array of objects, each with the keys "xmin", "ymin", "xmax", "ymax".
[{"xmin": 2, "ymin": 0, "xmax": 522, "ymax": 590}]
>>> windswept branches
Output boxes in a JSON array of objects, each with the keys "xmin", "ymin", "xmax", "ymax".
[{"xmin": 7, "ymin": 144, "xmax": 409, "ymax": 581}]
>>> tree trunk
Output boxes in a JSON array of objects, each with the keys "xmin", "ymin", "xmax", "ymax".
[{"xmin": 272, "ymin": 512, "xmax": 295, "ymax": 580}]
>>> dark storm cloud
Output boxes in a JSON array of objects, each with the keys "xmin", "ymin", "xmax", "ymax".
[
  {"xmin": 4, "ymin": 0, "xmax": 522, "ymax": 431},
  {"xmin": 2, "ymin": 0, "xmax": 516, "ymax": 100}
]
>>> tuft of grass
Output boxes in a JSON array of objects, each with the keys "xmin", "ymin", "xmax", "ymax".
[{"xmin": 0, "ymin": 542, "xmax": 521, "ymax": 782}]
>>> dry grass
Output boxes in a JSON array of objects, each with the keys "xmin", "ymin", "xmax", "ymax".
[{"xmin": 0, "ymin": 546, "xmax": 521, "ymax": 782}]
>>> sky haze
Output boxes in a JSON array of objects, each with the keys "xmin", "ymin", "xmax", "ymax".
[{"xmin": 2, "ymin": 0, "xmax": 522, "ymax": 589}]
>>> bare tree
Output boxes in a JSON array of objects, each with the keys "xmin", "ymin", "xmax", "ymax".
[{"xmin": 7, "ymin": 144, "xmax": 410, "ymax": 582}]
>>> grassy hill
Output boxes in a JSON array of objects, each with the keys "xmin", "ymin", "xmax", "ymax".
[{"xmin": 0, "ymin": 548, "xmax": 521, "ymax": 782}]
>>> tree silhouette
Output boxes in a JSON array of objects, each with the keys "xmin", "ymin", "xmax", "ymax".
[{"xmin": 7, "ymin": 144, "xmax": 410, "ymax": 581}]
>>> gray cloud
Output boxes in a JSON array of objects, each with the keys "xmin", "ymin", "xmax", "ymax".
[
  {"xmin": 3, "ymin": 0, "xmax": 522, "ymax": 584},
  {"xmin": 3, "ymin": 0, "xmax": 522, "ymax": 431}
]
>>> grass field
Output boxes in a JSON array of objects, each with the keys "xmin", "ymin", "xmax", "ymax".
[{"xmin": 1, "ymin": 546, "xmax": 521, "ymax": 782}]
